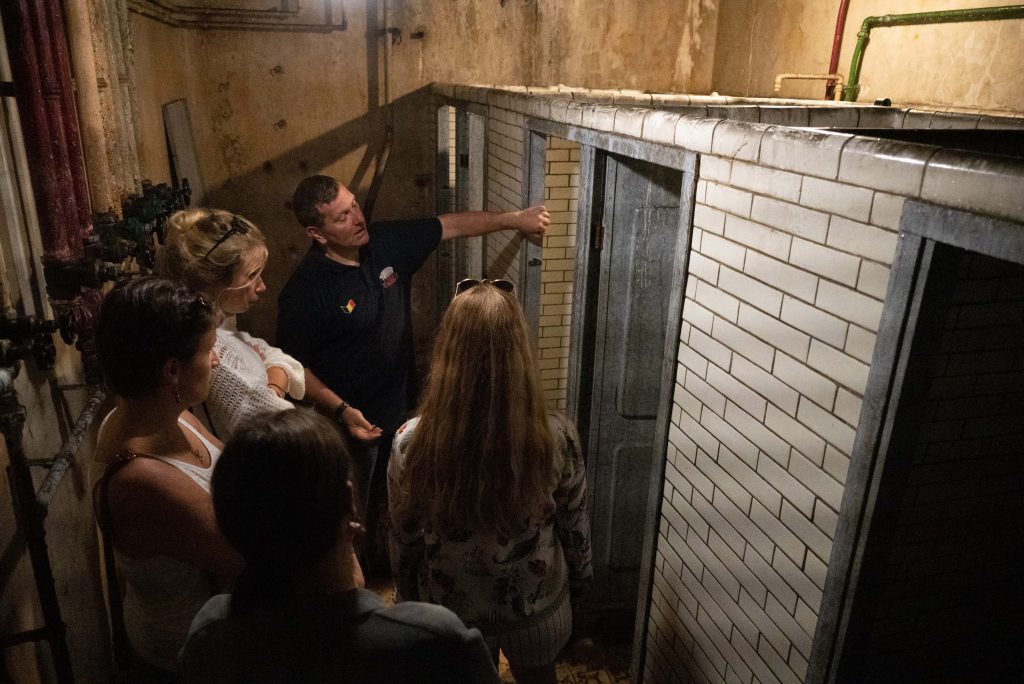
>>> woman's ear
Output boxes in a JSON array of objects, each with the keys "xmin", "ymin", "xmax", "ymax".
[{"xmin": 162, "ymin": 357, "xmax": 180, "ymax": 388}]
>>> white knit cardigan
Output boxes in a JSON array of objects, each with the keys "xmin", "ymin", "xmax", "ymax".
[{"xmin": 204, "ymin": 325, "xmax": 306, "ymax": 439}]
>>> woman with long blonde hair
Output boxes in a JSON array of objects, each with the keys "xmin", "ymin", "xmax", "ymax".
[
  {"xmin": 388, "ymin": 281, "xmax": 592, "ymax": 684},
  {"xmin": 157, "ymin": 208, "xmax": 380, "ymax": 444}
]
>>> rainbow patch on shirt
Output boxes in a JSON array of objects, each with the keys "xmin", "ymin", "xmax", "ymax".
[{"xmin": 341, "ymin": 299, "xmax": 356, "ymax": 314}]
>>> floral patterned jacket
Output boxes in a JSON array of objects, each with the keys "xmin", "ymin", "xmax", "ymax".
[{"xmin": 387, "ymin": 413, "xmax": 593, "ymax": 632}]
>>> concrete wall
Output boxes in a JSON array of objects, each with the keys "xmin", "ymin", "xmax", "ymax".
[{"xmin": 714, "ymin": 0, "xmax": 1024, "ymax": 111}]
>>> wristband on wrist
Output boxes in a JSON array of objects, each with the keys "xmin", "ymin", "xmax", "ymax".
[
  {"xmin": 332, "ymin": 401, "xmax": 351, "ymax": 422},
  {"xmin": 268, "ymin": 382, "xmax": 287, "ymax": 397}
]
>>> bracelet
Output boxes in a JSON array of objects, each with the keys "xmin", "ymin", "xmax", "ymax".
[
  {"xmin": 332, "ymin": 401, "xmax": 351, "ymax": 422},
  {"xmin": 268, "ymin": 383, "xmax": 287, "ymax": 397}
]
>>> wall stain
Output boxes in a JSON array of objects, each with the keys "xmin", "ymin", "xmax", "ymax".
[{"xmin": 209, "ymin": 72, "xmax": 249, "ymax": 176}]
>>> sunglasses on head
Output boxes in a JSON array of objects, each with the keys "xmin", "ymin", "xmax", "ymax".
[
  {"xmin": 203, "ymin": 215, "xmax": 250, "ymax": 259},
  {"xmin": 454, "ymin": 278, "xmax": 516, "ymax": 296}
]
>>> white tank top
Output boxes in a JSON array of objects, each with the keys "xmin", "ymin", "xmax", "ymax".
[{"xmin": 114, "ymin": 417, "xmax": 222, "ymax": 671}]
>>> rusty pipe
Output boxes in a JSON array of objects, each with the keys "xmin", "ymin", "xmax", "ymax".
[
  {"xmin": 825, "ymin": 0, "xmax": 852, "ymax": 100},
  {"xmin": 1, "ymin": 0, "xmax": 93, "ymax": 263}
]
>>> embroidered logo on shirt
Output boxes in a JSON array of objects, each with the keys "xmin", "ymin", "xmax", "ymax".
[
  {"xmin": 379, "ymin": 266, "xmax": 398, "ymax": 289},
  {"xmin": 341, "ymin": 299, "xmax": 356, "ymax": 314}
]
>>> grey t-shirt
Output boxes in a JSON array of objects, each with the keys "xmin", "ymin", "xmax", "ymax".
[{"xmin": 178, "ymin": 588, "xmax": 499, "ymax": 683}]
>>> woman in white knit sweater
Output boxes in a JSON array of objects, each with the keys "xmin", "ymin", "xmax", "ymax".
[{"xmin": 158, "ymin": 208, "xmax": 381, "ymax": 442}]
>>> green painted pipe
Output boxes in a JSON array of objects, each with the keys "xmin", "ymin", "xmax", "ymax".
[{"xmin": 842, "ymin": 4, "xmax": 1024, "ymax": 101}]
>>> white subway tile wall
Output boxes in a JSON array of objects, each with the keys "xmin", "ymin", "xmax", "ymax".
[
  {"xmin": 657, "ymin": 136, "xmax": 898, "ymax": 682},
  {"xmin": 444, "ymin": 89, "xmax": 1024, "ymax": 684}
]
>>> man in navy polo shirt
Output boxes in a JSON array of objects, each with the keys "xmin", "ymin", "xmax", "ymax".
[{"xmin": 277, "ymin": 175, "xmax": 549, "ymax": 565}]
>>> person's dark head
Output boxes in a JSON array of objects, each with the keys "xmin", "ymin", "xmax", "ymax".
[
  {"xmin": 291, "ymin": 175, "xmax": 340, "ymax": 230},
  {"xmin": 212, "ymin": 408, "xmax": 355, "ymax": 609},
  {"xmin": 291, "ymin": 175, "xmax": 368, "ymax": 256},
  {"xmin": 96, "ymin": 276, "xmax": 216, "ymax": 400}
]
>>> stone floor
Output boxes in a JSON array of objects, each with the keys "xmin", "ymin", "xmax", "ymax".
[{"xmin": 521, "ymin": 638, "xmax": 631, "ymax": 683}]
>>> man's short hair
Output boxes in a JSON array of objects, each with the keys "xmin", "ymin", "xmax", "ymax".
[{"xmin": 291, "ymin": 175, "xmax": 340, "ymax": 229}]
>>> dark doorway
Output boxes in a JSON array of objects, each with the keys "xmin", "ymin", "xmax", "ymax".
[
  {"xmin": 810, "ymin": 202, "xmax": 1024, "ymax": 683},
  {"xmin": 838, "ymin": 245, "xmax": 1024, "ymax": 682}
]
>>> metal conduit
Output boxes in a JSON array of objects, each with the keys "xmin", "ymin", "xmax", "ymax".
[
  {"xmin": 35, "ymin": 386, "xmax": 106, "ymax": 507},
  {"xmin": 843, "ymin": 4, "xmax": 1024, "ymax": 101},
  {"xmin": 127, "ymin": 0, "xmax": 348, "ymax": 32}
]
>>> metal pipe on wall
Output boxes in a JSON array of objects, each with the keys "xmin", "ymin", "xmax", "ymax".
[
  {"xmin": 0, "ymin": 19, "xmax": 52, "ymax": 319},
  {"xmin": 0, "ymin": 0, "xmax": 93, "ymax": 263},
  {"xmin": 127, "ymin": 0, "xmax": 347, "ymax": 32},
  {"xmin": 63, "ymin": 0, "xmax": 117, "ymax": 215},
  {"xmin": 112, "ymin": 0, "xmax": 147, "ymax": 190},
  {"xmin": 825, "ymin": 0, "xmax": 851, "ymax": 100},
  {"xmin": 842, "ymin": 4, "xmax": 1024, "ymax": 101},
  {"xmin": 35, "ymin": 385, "xmax": 106, "ymax": 507},
  {"xmin": 98, "ymin": 0, "xmax": 142, "ymax": 199}
]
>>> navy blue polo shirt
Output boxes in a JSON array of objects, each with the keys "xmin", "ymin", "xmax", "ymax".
[{"xmin": 277, "ymin": 218, "xmax": 442, "ymax": 432}]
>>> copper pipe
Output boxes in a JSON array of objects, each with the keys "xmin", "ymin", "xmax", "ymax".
[{"xmin": 826, "ymin": 0, "xmax": 851, "ymax": 100}]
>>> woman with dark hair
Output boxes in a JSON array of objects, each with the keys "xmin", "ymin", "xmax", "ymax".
[
  {"xmin": 179, "ymin": 409, "xmax": 498, "ymax": 683},
  {"xmin": 388, "ymin": 282, "xmax": 593, "ymax": 684},
  {"xmin": 93, "ymin": 276, "xmax": 242, "ymax": 677}
]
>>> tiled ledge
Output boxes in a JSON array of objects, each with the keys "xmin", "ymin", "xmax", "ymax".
[
  {"xmin": 433, "ymin": 83, "xmax": 1024, "ymax": 224},
  {"xmin": 435, "ymin": 83, "xmax": 1024, "ymax": 128}
]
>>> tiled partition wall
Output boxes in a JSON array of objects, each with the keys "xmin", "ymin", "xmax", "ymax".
[
  {"xmin": 538, "ymin": 136, "xmax": 580, "ymax": 408},
  {"xmin": 483, "ymin": 106, "xmax": 525, "ymax": 282},
  {"xmin": 649, "ymin": 128, "xmax": 898, "ymax": 684},
  {"xmin": 473, "ymin": 106, "xmax": 579, "ymax": 408},
  {"xmin": 434, "ymin": 84, "xmax": 1024, "ymax": 684}
]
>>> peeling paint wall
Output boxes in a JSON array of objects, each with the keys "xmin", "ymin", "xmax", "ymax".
[
  {"xmin": 713, "ymin": 0, "xmax": 1024, "ymax": 111},
  {"xmin": 130, "ymin": 15, "xmax": 197, "ymax": 184},
  {"xmin": 535, "ymin": 0, "xmax": 720, "ymax": 93},
  {"xmin": 126, "ymin": 0, "xmax": 727, "ymax": 341}
]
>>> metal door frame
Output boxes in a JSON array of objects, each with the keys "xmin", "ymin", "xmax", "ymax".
[{"xmin": 526, "ymin": 117, "xmax": 697, "ymax": 682}]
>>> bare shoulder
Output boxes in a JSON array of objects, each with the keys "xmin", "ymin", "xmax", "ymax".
[
  {"xmin": 106, "ymin": 456, "xmax": 195, "ymax": 507},
  {"xmin": 104, "ymin": 456, "xmax": 210, "ymax": 556}
]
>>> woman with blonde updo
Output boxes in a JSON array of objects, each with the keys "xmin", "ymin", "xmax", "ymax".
[{"xmin": 158, "ymin": 208, "xmax": 381, "ymax": 442}]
